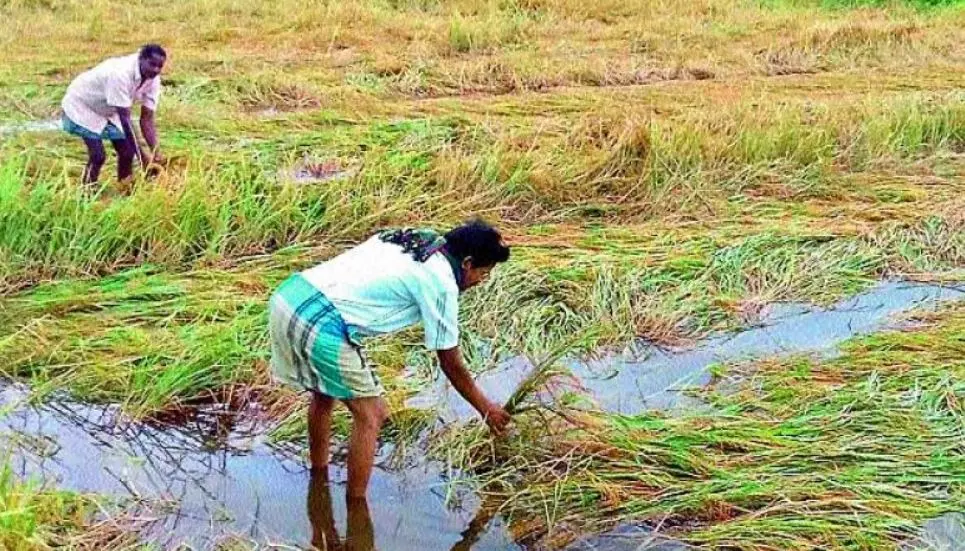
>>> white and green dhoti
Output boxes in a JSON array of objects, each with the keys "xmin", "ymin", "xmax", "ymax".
[{"xmin": 269, "ymin": 274, "xmax": 383, "ymax": 399}]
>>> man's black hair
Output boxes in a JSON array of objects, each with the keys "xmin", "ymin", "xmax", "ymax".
[
  {"xmin": 140, "ymin": 44, "xmax": 167, "ymax": 59},
  {"xmin": 444, "ymin": 219, "xmax": 510, "ymax": 268}
]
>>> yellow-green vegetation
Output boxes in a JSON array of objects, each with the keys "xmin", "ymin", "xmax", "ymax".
[
  {"xmin": 1, "ymin": 0, "xmax": 964, "ymax": 547},
  {"xmin": 440, "ymin": 303, "xmax": 965, "ymax": 550},
  {"xmin": 0, "ymin": 463, "xmax": 141, "ymax": 550}
]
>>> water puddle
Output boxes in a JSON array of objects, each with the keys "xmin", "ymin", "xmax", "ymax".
[
  {"xmin": 412, "ymin": 280, "xmax": 965, "ymax": 420},
  {"xmin": 565, "ymin": 524, "xmax": 691, "ymax": 550},
  {"xmin": 0, "ymin": 118, "xmax": 60, "ymax": 135},
  {"xmin": 281, "ymin": 156, "xmax": 357, "ymax": 185},
  {"xmin": 904, "ymin": 513, "xmax": 965, "ymax": 551},
  {"xmin": 0, "ymin": 383, "xmax": 519, "ymax": 550}
]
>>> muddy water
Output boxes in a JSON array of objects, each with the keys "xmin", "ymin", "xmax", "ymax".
[
  {"xmin": 413, "ymin": 281, "xmax": 965, "ymax": 421},
  {"xmin": 0, "ymin": 383, "xmax": 519, "ymax": 550}
]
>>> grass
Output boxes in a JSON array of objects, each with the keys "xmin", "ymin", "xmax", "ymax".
[
  {"xmin": 1, "ymin": 214, "xmax": 960, "ymax": 421},
  {"xmin": 436, "ymin": 302, "xmax": 965, "ymax": 550},
  {"xmin": 0, "ymin": 461, "xmax": 144, "ymax": 550},
  {"xmin": 0, "ymin": 0, "xmax": 964, "ymax": 547},
  {"xmin": 2, "ymin": 92, "xmax": 963, "ymax": 291}
]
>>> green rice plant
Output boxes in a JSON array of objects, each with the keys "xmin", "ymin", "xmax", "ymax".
[
  {"xmin": 0, "ymin": 464, "xmax": 84, "ymax": 550},
  {"xmin": 0, "ymin": 266, "xmax": 282, "ymax": 416},
  {"xmin": 446, "ymin": 11, "xmax": 529, "ymax": 54},
  {"xmin": 0, "ymin": 460, "xmax": 145, "ymax": 550},
  {"xmin": 708, "ymin": 233, "xmax": 884, "ymax": 302},
  {"xmin": 502, "ymin": 329, "xmax": 599, "ymax": 414}
]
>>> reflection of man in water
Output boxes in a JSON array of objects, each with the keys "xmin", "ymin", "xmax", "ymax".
[
  {"xmin": 306, "ymin": 472, "xmax": 495, "ymax": 551},
  {"xmin": 269, "ymin": 220, "xmax": 512, "ymax": 498},
  {"xmin": 308, "ymin": 472, "xmax": 375, "ymax": 551}
]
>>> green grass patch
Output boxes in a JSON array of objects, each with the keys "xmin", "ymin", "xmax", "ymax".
[{"xmin": 0, "ymin": 461, "xmax": 142, "ymax": 550}]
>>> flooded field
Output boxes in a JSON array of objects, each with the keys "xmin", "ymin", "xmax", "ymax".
[
  {"xmin": 415, "ymin": 281, "xmax": 965, "ymax": 419},
  {"xmin": 2, "ymin": 0, "xmax": 965, "ymax": 548},
  {"xmin": 2, "ymin": 279, "xmax": 962, "ymax": 549},
  {"xmin": 1, "ymin": 380, "xmax": 519, "ymax": 550},
  {"xmin": 0, "ymin": 119, "xmax": 60, "ymax": 135}
]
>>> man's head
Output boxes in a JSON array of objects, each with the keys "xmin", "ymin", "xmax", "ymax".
[
  {"xmin": 444, "ymin": 219, "xmax": 510, "ymax": 291},
  {"xmin": 139, "ymin": 44, "xmax": 167, "ymax": 80}
]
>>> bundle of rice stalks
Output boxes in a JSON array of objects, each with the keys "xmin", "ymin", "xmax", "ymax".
[{"xmin": 430, "ymin": 330, "xmax": 600, "ymax": 476}]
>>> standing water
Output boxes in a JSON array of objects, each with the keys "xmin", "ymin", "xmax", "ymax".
[
  {"xmin": 2, "ymin": 280, "xmax": 963, "ymax": 550},
  {"xmin": 0, "ymin": 382, "xmax": 519, "ymax": 550},
  {"xmin": 0, "ymin": 118, "xmax": 61, "ymax": 135},
  {"xmin": 412, "ymin": 280, "xmax": 965, "ymax": 420}
]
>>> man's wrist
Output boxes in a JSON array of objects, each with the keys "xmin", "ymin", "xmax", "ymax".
[{"xmin": 476, "ymin": 398, "xmax": 495, "ymax": 416}]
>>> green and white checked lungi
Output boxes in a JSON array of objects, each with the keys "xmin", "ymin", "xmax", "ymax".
[{"xmin": 269, "ymin": 274, "xmax": 383, "ymax": 399}]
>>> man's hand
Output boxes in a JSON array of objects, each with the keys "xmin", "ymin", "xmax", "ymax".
[
  {"xmin": 437, "ymin": 347, "xmax": 513, "ymax": 437},
  {"xmin": 143, "ymin": 150, "xmax": 165, "ymax": 179},
  {"xmin": 481, "ymin": 401, "xmax": 511, "ymax": 436},
  {"xmin": 139, "ymin": 106, "xmax": 161, "ymax": 175},
  {"xmin": 139, "ymin": 150, "xmax": 152, "ymax": 168}
]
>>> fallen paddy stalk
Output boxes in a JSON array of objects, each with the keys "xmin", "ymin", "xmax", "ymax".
[{"xmin": 436, "ymin": 303, "xmax": 965, "ymax": 549}]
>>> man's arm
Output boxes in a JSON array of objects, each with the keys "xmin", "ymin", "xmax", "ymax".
[
  {"xmin": 437, "ymin": 347, "xmax": 511, "ymax": 435},
  {"xmin": 139, "ymin": 106, "xmax": 161, "ymax": 163}
]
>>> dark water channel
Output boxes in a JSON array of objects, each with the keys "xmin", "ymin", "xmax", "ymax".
[{"xmin": 2, "ymin": 280, "xmax": 964, "ymax": 550}]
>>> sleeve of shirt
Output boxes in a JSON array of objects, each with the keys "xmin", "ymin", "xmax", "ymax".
[
  {"xmin": 141, "ymin": 78, "xmax": 161, "ymax": 111},
  {"xmin": 416, "ymin": 279, "xmax": 460, "ymax": 351},
  {"xmin": 105, "ymin": 70, "xmax": 133, "ymax": 109}
]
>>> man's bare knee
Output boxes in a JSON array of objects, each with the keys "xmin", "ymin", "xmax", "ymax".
[
  {"xmin": 347, "ymin": 399, "xmax": 388, "ymax": 431},
  {"xmin": 374, "ymin": 400, "xmax": 389, "ymax": 425},
  {"xmin": 311, "ymin": 391, "xmax": 336, "ymax": 412}
]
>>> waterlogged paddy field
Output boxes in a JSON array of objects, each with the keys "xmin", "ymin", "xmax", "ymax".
[{"xmin": 1, "ymin": 0, "xmax": 965, "ymax": 549}]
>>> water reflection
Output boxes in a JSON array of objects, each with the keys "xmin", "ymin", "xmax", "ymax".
[
  {"xmin": 0, "ymin": 380, "xmax": 520, "ymax": 550},
  {"xmin": 307, "ymin": 472, "xmax": 376, "ymax": 551},
  {"xmin": 305, "ymin": 470, "xmax": 503, "ymax": 551}
]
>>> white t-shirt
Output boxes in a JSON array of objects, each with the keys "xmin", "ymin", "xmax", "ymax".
[
  {"xmin": 61, "ymin": 53, "xmax": 162, "ymax": 135},
  {"xmin": 301, "ymin": 235, "xmax": 461, "ymax": 351}
]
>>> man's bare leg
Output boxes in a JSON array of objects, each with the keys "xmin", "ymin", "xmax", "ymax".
[
  {"xmin": 81, "ymin": 138, "xmax": 106, "ymax": 185},
  {"xmin": 110, "ymin": 138, "xmax": 136, "ymax": 183},
  {"xmin": 342, "ymin": 396, "xmax": 388, "ymax": 498},
  {"xmin": 308, "ymin": 392, "xmax": 336, "ymax": 471}
]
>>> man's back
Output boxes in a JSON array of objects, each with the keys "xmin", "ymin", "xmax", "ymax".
[
  {"xmin": 62, "ymin": 53, "xmax": 160, "ymax": 134},
  {"xmin": 301, "ymin": 235, "xmax": 460, "ymax": 350}
]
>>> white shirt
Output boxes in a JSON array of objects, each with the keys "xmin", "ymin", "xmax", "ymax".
[
  {"xmin": 302, "ymin": 235, "xmax": 461, "ymax": 351},
  {"xmin": 61, "ymin": 53, "xmax": 161, "ymax": 135}
]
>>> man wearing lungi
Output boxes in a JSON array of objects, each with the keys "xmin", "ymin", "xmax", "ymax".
[{"xmin": 270, "ymin": 219, "xmax": 512, "ymax": 498}]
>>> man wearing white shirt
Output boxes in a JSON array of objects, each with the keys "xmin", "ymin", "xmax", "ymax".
[
  {"xmin": 269, "ymin": 220, "xmax": 513, "ymax": 498},
  {"xmin": 61, "ymin": 44, "xmax": 166, "ymax": 186}
]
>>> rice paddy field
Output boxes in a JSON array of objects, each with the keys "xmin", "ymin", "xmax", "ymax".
[{"xmin": 1, "ymin": 0, "xmax": 964, "ymax": 549}]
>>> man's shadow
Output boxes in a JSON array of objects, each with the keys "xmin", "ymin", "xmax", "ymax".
[{"xmin": 306, "ymin": 472, "xmax": 499, "ymax": 551}]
